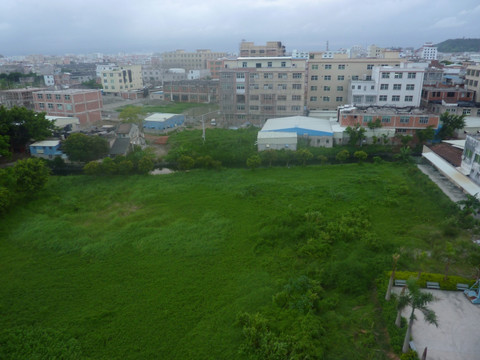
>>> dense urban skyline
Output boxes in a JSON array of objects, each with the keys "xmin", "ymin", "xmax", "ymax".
[{"xmin": 1, "ymin": 0, "xmax": 479, "ymax": 56}]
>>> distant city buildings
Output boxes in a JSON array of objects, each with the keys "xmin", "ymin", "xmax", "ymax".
[
  {"xmin": 161, "ymin": 49, "xmax": 228, "ymax": 71},
  {"xmin": 239, "ymin": 41, "xmax": 286, "ymax": 57},
  {"xmin": 100, "ymin": 65, "xmax": 143, "ymax": 94}
]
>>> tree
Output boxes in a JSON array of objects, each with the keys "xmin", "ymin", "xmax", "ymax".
[
  {"xmin": 13, "ymin": 158, "xmax": 50, "ymax": 194},
  {"xmin": 438, "ymin": 112, "xmax": 466, "ymax": 139},
  {"xmin": 246, "ymin": 154, "xmax": 261, "ymax": 170},
  {"xmin": 62, "ymin": 133, "xmax": 110, "ymax": 162},
  {"xmin": 416, "ymin": 126, "xmax": 435, "ymax": 145},
  {"xmin": 0, "ymin": 106, "xmax": 55, "ymax": 152},
  {"xmin": 385, "ymin": 253, "xmax": 400, "ymax": 301},
  {"xmin": 119, "ymin": 106, "xmax": 142, "ymax": 125},
  {"xmin": 177, "ymin": 155, "xmax": 195, "ymax": 170},
  {"xmin": 457, "ymin": 194, "xmax": 480, "ymax": 216},
  {"xmin": 396, "ymin": 134, "xmax": 413, "ymax": 147},
  {"xmin": 345, "ymin": 124, "xmax": 366, "ymax": 146},
  {"xmin": 260, "ymin": 150, "xmax": 277, "ymax": 167},
  {"xmin": 335, "ymin": 149, "xmax": 350, "ymax": 163},
  {"xmin": 399, "ymin": 278, "xmax": 438, "ymax": 353},
  {"xmin": 353, "ymin": 150, "xmax": 367, "ymax": 163},
  {"xmin": 295, "ymin": 149, "xmax": 313, "ymax": 166}
]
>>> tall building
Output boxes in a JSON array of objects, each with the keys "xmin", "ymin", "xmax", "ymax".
[
  {"xmin": 348, "ymin": 64, "xmax": 425, "ymax": 108},
  {"xmin": 101, "ymin": 65, "xmax": 143, "ymax": 94},
  {"xmin": 0, "ymin": 87, "xmax": 46, "ymax": 109},
  {"xmin": 306, "ymin": 51, "xmax": 405, "ymax": 110},
  {"xmin": 161, "ymin": 49, "xmax": 228, "ymax": 71},
  {"xmin": 465, "ymin": 65, "xmax": 480, "ymax": 103},
  {"xmin": 219, "ymin": 57, "xmax": 307, "ymax": 126},
  {"xmin": 32, "ymin": 89, "xmax": 103, "ymax": 125},
  {"xmin": 420, "ymin": 42, "xmax": 438, "ymax": 60},
  {"xmin": 239, "ymin": 41, "xmax": 286, "ymax": 57}
]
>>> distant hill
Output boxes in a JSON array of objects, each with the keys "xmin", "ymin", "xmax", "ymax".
[{"xmin": 436, "ymin": 38, "xmax": 480, "ymax": 53}]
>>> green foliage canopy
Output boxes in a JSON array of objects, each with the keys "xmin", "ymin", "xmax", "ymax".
[
  {"xmin": 62, "ymin": 133, "xmax": 109, "ymax": 162},
  {"xmin": 438, "ymin": 112, "xmax": 466, "ymax": 139}
]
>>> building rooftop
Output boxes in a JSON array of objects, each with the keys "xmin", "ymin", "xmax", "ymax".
[
  {"xmin": 144, "ymin": 113, "xmax": 181, "ymax": 122},
  {"xmin": 33, "ymin": 89, "xmax": 101, "ymax": 94},
  {"xmin": 262, "ymin": 116, "xmax": 333, "ymax": 135},
  {"xmin": 340, "ymin": 106, "xmax": 433, "ymax": 116},
  {"xmin": 30, "ymin": 140, "xmax": 60, "ymax": 147},
  {"xmin": 428, "ymin": 143, "xmax": 463, "ymax": 167},
  {"xmin": 117, "ymin": 123, "xmax": 133, "ymax": 134}
]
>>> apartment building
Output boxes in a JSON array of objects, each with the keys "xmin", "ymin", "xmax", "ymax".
[
  {"xmin": 465, "ymin": 65, "xmax": 480, "ymax": 103},
  {"xmin": 101, "ymin": 65, "xmax": 143, "ymax": 94},
  {"xmin": 219, "ymin": 57, "xmax": 307, "ymax": 125},
  {"xmin": 207, "ymin": 59, "xmax": 228, "ymax": 79},
  {"xmin": 306, "ymin": 51, "xmax": 405, "ymax": 111},
  {"xmin": 161, "ymin": 49, "xmax": 228, "ymax": 70},
  {"xmin": 239, "ymin": 41, "xmax": 286, "ymax": 57},
  {"xmin": 32, "ymin": 89, "xmax": 103, "ymax": 125},
  {"xmin": 348, "ymin": 64, "xmax": 425, "ymax": 108},
  {"xmin": 420, "ymin": 42, "xmax": 438, "ymax": 61},
  {"xmin": 0, "ymin": 87, "xmax": 46, "ymax": 109}
]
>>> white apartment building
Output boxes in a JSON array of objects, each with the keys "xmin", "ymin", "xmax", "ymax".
[
  {"xmin": 306, "ymin": 51, "xmax": 405, "ymax": 110},
  {"xmin": 101, "ymin": 65, "xmax": 143, "ymax": 94},
  {"xmin": 420, "ymin": 42, "xmax": 438, "ymax": 60},
  {"xmin": 465, "ymin": 65, "xmax": 480, "ymax": 103},
  {"xmin": 187, "ymin": 69, "xmax": 210, "ymax": 80},
  {"xmin": 219, "ymin": 57, "xmax": 307, "ymax": 126},
  {"xmin": 348, "ymin": 64, "xmax": 425, "ymax": 107}
]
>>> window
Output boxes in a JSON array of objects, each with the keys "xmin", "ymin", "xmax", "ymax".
[
  {"xmin": 419, "ymin": 117, "xmax": 429, "ymax": 124},
  {"xmin": 267, "ymin": 62, "xmax": 272, "ymax": 67},
  {"xmin": 380, "ymin": 84, "xmax": 389, "ymax": 90},
  {"xmin": 249, "ymin": 105, "xmax": 259, "ymax": 110},
  {"xmin": 365, "ymin": 96, "xmax": 376, "ymax": 103},
  {"xmin": 463, "ymin": 109, "xmax": 471, "ymax": 115},
  {"xmin": 278, "ymin": 73, "xmax": 287, "ymax": 79},
  {"xmin": 236, "ymin": 73, "xmax": 245, "ymax": 79},
  {"xmin": 242, "ymin": 62, "xmax": 247, "ymax": 68},
  {"xmin": 404, "ymin": 96, "xmax": 413, "ymax": 102},
  {"xmin": 237, "ymin": 104, "xmax": 245, "ymax": 111},
  {"xmin": 323, "ymin": 96, "xmax": 330, "ymax": 101},
  {"xmin": 47, "ymin": 103, "xmax": 54, "ymax": 109},
  {"xmin": 57, "ymin": 104, "xmax": 63, "ymax": 110},
  {"xmin": 324, "ymin": 75, "xmax": 331, "ymax": 80},
  {"xmin": 65, "ymin": 95, "xmax": 70, "ymax": 100},
  {"xmin": 394, "ymin": 72, "xmax": 403, "ymax": 79},
  {"xmin": 277, "ymin": 105, "xmax": 286, "ymax": 111},
  {"xmin": 324, "ymin": 86, "xmax": 330, "ymax": 91},
  {"xmin": 352, "ymin": 76, "xmax": 359, "ymax": 80},
  {"xmin": 292, "ymin": 84, "xmax": 302, "ymax": 90},
  {"xmin": 277, "ymin": 84, "xmax": 287, "ymax": 90},
  {"xmin": 371, "ymin": 85, "xmax": 375, "ymax": 90},
  {"xmin": 312, "ymin": 65, "xmax": 318, "ymax": 70},
  {"xmin": 381, "ymin": 72, "xmax": 390, "ymax": 79},
  {"xmin": 337, "ymin": 86, "xmax": 343, "ymax": 91},
  {"xmin": 393, "ymin": 84, "xmax": 401, "ymax": 90},
  {"xmin": 353, "ymin": 96, "xmax": 362, "ymax": 103},
  {"xmin": 291, "ymin": 106, "xmax": 301, "ymax": 111},
  {"xmin": 382, "ymin": 116, "xmax": 391, "ymax": 123},
  {"xmin": 55, "ymin": 94, "xmax": 61, "ymax": 100},
  {"xmin": 325, "ymin": 64, "xmax": 332, "ymax": 69},
  {"xmin": 310, "ymin": 96, "xmax": 317, "ymax": 101},
  {"xmin": 336, "ymin": 96, "xmax": 343, "ymax": 101},
  {"xmin": 278, "ymin": 95, "xmax": 287, "ymax": 101},
  {"xmin": 366, "ymin": 75, "xmax": 372, "ymax": 81},
  {"xmin": 311, "ymin": 75, "xmax": 318, "ymax": 80},
  {"xmin": 39, "ymin": 103, "xmax": 45, "ymax": 108},
  {"xmin": 407, "ymin": 72, "xmax": 416, "ymax": 79},
  {"xmin": 337, "ymin": 75, "xmax": 344, "ymax": 80},
  {"xmin": 338, "ymin": 64, "xmax": 345, "ymax": 69},
  {"xmin": 392, "ymin": 95, "xmax": 400, "ymax": 102},
  {"xmin": 264, "ymin": 73, "xmax": 273, "ymax": 79},
  {"xmin": 256, "ymin": 63, "xmax": 261, "ymax": 68},
  {"xmin": 400, "ymin": 116, "xmax": 410, "ymax": 123},
  {"xmin": 236, "ymin": 84, "xmax": 245, "ymax": 90},
  {"xmin": 311, "ymin": 86, "xmax": 317, "ymax": 91},
  {"xmin": 363, "ymin": 116, "xmax": 373, "ymax": 123},
  {"xmin": 281, "ymin": 61, "xmax": 286, "ymax": 68},
  {"xmin": 250, "ymin": 95, "xmax": 259, "ymax": 101},
  {"xmin": 249, "ymin": 84, "xmax": 259, "ymax": 89},
  {"xmin": 263, "ymin": 84, "xmax": 273, "ymax": 90},
  {"xmin": 367, "ymin": 64, "xmax": 374, "ymax": 70},
  {"xmin": 293, "ymin": 73, "xmax": 302, "ymax": 79},
  {"xmin": 406, "ymin": 84, "xmax": 415, "ymax": 90},
  {"xmin": 379, "ymin": 95, "xmax": 387, "ymax": 101},
  {"xmin": 292, "ymin": 95, "xmax": 301, "ymax": 101},
  {"xmin": 46, "ymin": 94, "xmax": 52, "ymax": 99}
]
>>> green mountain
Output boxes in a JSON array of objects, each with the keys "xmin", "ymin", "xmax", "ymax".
[{"xmin": 436, "ymin": 38, "xmax": 480, "ymax": 53}]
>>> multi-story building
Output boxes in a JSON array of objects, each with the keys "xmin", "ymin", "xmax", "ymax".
[
  {"xmin": 207, "ymin": 59, "xmax": 228, "ymax": 79},
  {"xmin": 161, "ymin": 49, "xmax": 228, "ymax": 71},
  {"xmin": 219, "ymin": 57, "xmax": 307, "ymax": 126},
  {"xmin": 306, "ymin": 51, "xmax": 405, "ymax": 110},
  {"xmin": 339, "ymin": 106, "xmax": 440, "ymax": 136},
  {"xmin": 142, "ymin": 65, "xmax": 163, "ymax": 85},
  {"xmin": 465, "ymin": 65, "xmax": 480, "ymax": 103},
  {"xmin": 163, "ymin": 80, "xmax": 218, "ymax": 103},
  {"xmin": 0, "ymin": 87, "xmax": 46, "ymax": 109},
  {"xmin": 101, "ymin": 65, "xmax": 143, "ymax": 94},
  {"xmin": 32, "ymin": 89, "xmax": 103, "ymax": 125},
  {"xmin": 459, "ymin": 135, "xmax": 480, "ymax": 186},
  {"xmin": 419, "ymin": 42, "xmax": 438, "ymax": 60},
  {"xmin": 421, "ymin": 84, "xmax": 478, "ymax": 117},
  {"xmin": 239, "ymin": 41, "xmax": 286, "ymax": 57},
  {"xmin": 348, "ymin": 64, "xmax": 425, "ymax": 108}
]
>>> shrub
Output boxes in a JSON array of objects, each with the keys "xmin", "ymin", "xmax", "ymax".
[
  {"xmin": 246, "ymin": 155, "xmax": 261, "ymax": 170},
  {"xmin": 177, "ymin": 155, "xmax": 195, "ymax": 170},
  {"xmin": 401, "ymin": 350, "xmax": 420, "ymax": 360},
  {"xmin": 335, "ymin": 149, "xmax": 350, "ymax": 163},
  {"xmin": 391, "ymin": 271, "xmax": 475, "ymax": 291}
]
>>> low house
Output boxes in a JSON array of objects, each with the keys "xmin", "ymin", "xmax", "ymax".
[
  {"xmin": 258, "ymin": 116, "xmax": 334, "ymax": 150},
  {"xmin": 29, "ymin": 140, "xmax": 65, "ymax": 159},
  {"xmin": 143, "ymin": 113, "xmax": 184, "ymax": 133}
]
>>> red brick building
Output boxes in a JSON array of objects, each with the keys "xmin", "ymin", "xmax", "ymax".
[
  {"xmin": 207, "ymin": 59, "xmax": 227, "ymax": 80},
  {"xmin": 421, "ymin": 85, "xmax": 474, "ymax": 106},
  {"xmin": 32, "ymin": 89, "xmax": 103, "ymax": 125}
]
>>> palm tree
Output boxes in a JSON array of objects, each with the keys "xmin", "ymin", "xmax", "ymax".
[
  {"xmin": 400, "ymin": 278, "xmax": 438, "ymax": 353},
  {"xmin": 385, "ymin": 253, "xmax": 400, "ymax": 301}
]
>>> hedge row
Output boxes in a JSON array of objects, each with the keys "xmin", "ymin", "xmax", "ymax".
[{"xmin": 391, "ymin": 271, "xmax": 476, "ymax": 291}]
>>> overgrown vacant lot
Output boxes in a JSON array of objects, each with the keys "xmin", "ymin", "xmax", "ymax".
[{"xmin": 0, "ymin": 163, "xmax": 472, "ymax": 359}]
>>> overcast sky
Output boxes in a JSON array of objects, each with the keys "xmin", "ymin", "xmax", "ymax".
[{"xmin": 0, "ymin": 0, "xmax": 478, "ymax": 56}]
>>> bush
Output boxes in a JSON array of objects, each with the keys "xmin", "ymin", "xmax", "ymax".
[
  {"xmin": 246, "ymin": 155, "xmax": 261, "ymax": 170},
  {"xmin": 335, "ymin": 149, "xmax": 350, "ymax": 163},
  {"xmin": 401, "ymin": 350, "xmax": 420, "ymax": 360},
  {"xmin": 391, "ymin": 271, "xmax": 475, "ymax": 291},
  {"xmin": 354, "ymin": 150, "xmax": 368, "ymax": 163},
  {"xmin": 177, "ymin": 155, "xmax": 195, "ymax": 170}
]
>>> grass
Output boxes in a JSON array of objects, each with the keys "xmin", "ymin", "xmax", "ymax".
[
  {"xmin": 116, "ymin": 102, "xmax": 215, "ymax": 115},
  {"xmin": 0, "ymin": 163, "xmax": 476, "ymax": 359}
]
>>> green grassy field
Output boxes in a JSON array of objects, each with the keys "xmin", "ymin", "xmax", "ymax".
[{"xmin": 0, "ymin": 163, "xmax": 474, "ymax": 359}]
